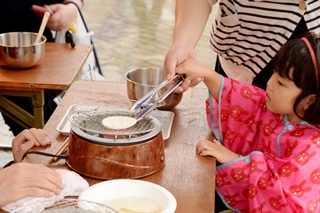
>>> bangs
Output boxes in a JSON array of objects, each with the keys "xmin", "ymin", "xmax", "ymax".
[{"xmin": 273, "ymin": 39, "xmax": 313, "ymax": 89}]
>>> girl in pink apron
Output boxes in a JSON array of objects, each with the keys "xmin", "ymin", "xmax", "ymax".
[{"xmin": 176, "ymin": 32, "xmax": 320, "ymax": 212}]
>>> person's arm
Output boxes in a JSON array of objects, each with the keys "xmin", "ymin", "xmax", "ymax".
[
  {"xmin": 0, "ymin": 163, "xmax": 64, "ymax": 207},
  {"xmin": 163, "ymin": 0, "xmax": 212, "ymax": 92},
  {"xmin": 11, "ymin": 128, "xmax": 52, "ymax": 163},
  {"xmin": 176, "ymin": 58, "xmax": 221, "ymax": 98},
  {"xmin": 173, "ymin": 0, "xmax": 211, "ymax": 50},
  {"xmin": 196, "ymin": 139, "xmax": 239, "ymax": 163}
]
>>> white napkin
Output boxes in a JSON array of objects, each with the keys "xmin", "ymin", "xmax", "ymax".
[{"xmin": 2, "ymin": 169, "xmax": 89, "ymax": 212}]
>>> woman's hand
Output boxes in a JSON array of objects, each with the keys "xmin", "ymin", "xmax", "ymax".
[
  {"xmin": 45, "ymin": 3, "xmax": 79, "ymax": 31},
  {"xmin": 0, "ymin": 163, "xmax": 64, "ymax": 207},
  {"xmin": 12, "ymin": 128, "xmax": 51, "ymax": 162},
  {"xmin": 163, "ymin": 45, "xmax": 202, "ymax": 93},
  {"xmin": 196, "ymin": 139, "xmax": 239, "ymax": 164}
]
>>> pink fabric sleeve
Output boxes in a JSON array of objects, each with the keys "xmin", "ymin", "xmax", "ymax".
[{"xmin": 206, "ymin": 77, "xmax": 266, "ymax": 153}]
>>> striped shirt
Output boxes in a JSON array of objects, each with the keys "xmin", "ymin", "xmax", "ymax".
[{"xmin": 207, "ymin": 0, "xmax": 320, "ymax": 84}]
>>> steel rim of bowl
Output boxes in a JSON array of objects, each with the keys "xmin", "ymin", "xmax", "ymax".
[
  {"xmin": 0, "ymin": 32, "xmax": 46, "ymax": 47},
  {"xmin": 125, "ymin": 67, "xmax": 164, "ymax": 86}
]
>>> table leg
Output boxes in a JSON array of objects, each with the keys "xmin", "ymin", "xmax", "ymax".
[
  {"xmin": 32, "ymin": 91, "xmax": 45, "ymax": 128},
  {"xmin": 0, "ymin": 90, "xmax": 45, "ymax": 128}
]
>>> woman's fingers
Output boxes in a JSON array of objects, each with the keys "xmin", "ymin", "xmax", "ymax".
[
  {"xmin": 0, "ymin": 163, "xmax": 65, "ymax": 206},
  {"xmin": 28, "ymin": 128, "xmax": 51, "ymax": 146},
  {"xmin": 9, "ymin": 163, "xmax": 65, "ymax": 193},
  {"xmin": 12, "ymin": 129, "xmax": 52, "ymax": 162},
  {"xmin": 13, "ymin": 128, "xmax": 50, "ymax": 147}
]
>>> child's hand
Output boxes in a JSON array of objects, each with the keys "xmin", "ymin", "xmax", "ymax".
[
  {"xmin": 196, "ymin": 139, "xmax": 239, "ymax": 164},
  {"xmin": 176, "ymin": 59, "xmax": 208, "ymax": 82}
]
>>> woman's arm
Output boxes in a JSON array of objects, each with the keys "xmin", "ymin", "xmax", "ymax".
[
  {"xmin": 163, "ymin": 0, "xmax": 212, "ymax": 92},
  {"xmin": 173, "ymin": 0, "xmax": 211, "ymax": 49}
]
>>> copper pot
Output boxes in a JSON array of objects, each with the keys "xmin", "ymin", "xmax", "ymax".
[{"xmin": 66, "ymin": 125, "xmax": 165, "ymax": 180}]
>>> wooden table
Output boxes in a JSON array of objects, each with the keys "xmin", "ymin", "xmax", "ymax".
[
  {"xmin": 25, "ymin": 80, "xmax": 216, "ymax": 213},
  {"xmin": 0, "ymin": 43, "xmax": 92, "ymax": 129}
]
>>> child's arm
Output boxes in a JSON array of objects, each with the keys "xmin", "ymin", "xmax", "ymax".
[
  {"xmin": 176, "ymin": 59, "xmax": 222, "ymax": 99},
  {"xmin": 196, "ymin": 139, "xmax": 239, "ymax": 164}
]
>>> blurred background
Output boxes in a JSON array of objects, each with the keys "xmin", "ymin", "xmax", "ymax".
[{"xmin": 82, "ymin": 0, "xmax": 217, "ymax": 81}]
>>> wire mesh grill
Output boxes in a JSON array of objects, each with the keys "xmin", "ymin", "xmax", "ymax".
[
  {"xmin": 67, "ymin": 98, "xmax": 164, "ymax": 136},
  {"xmin": 12, "ymin": 199, "xmax": 118, "ymax": 213}
]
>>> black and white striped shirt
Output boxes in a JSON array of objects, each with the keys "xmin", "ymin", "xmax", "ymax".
[{"xmin": 208, "ymin": 0, "xmax": 320, "ymax": 83}]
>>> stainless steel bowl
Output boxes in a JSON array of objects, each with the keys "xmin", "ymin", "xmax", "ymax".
[
  {"xmin": 125, "ymin": 67, "xmax": 183, "ymax": 110},
  {"xmin": 0, "ymin": 32, "xmax": 46, "ymax": 69}
]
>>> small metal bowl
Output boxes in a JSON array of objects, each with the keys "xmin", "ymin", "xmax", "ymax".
[
  {"xmin": 125, "ymin": 67, "xmax": 183, "ymax": 110},
  {"xmin": 0, "ymin": 32, "xmax": 46, "ymax": 69}
]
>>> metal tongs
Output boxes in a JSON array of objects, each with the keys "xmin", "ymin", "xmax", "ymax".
[{"xmin": 128, "ymin": 74, "xmax": 185, "ymax": 121}]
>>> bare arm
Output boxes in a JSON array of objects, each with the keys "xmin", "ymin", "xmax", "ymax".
[
  {"xmin": 163, "ymin": 0, "xmax": 212, "ymax": 92},
  {"xmin": 196, "ymin": 139, "xmax": 239, "ymax": 164},
  {"xmin": 177, "ymin": 59, "xmax": 240, "ymax": 163},
  {"xmin": 173, "ymin": 0, "xmax": 211, "ymax": 48},
  {"xmin": 176, "ymin": 59, "xmax": 221, "ymax": 99}
]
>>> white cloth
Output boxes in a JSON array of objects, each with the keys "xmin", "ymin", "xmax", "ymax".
[
  {"xmin": 0, "ymin": 112, "xmax": 14, "ymax": 146},
  {"xmin": 2, "ymin": 169, "xmax": 89, "ymax": 213}
]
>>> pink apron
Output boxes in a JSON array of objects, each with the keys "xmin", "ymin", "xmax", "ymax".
[{"xmin": 207, "ymin": 77, "xmax": 320, "ymax": 212}]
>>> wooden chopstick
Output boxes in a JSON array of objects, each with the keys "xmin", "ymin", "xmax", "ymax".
[{"xmin": 49, "ymin": 137, "xmax": 69, "ymax": 163}]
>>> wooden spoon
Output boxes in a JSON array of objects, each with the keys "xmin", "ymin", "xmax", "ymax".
[{"xmin": 34, "ymin": 11, "xmax": 50, "ymax": 44}]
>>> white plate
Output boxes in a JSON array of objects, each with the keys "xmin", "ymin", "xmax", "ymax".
[
  {"xmin": 79, "ymin": 179, "xmax": 177, "ymax": 213},
  {"xmin": 56, "ymin": 107, "xmax": 174, "ymax": 140}
]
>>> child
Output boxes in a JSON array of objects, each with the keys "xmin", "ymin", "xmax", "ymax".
[{"xmin": 175, "ymin": 32, "xmax": 320, "ymax": 212}]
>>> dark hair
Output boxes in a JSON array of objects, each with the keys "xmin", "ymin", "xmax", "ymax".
[{"xmin": 272, "ymin": 32, "xmax": 320, "ymax": 124}]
